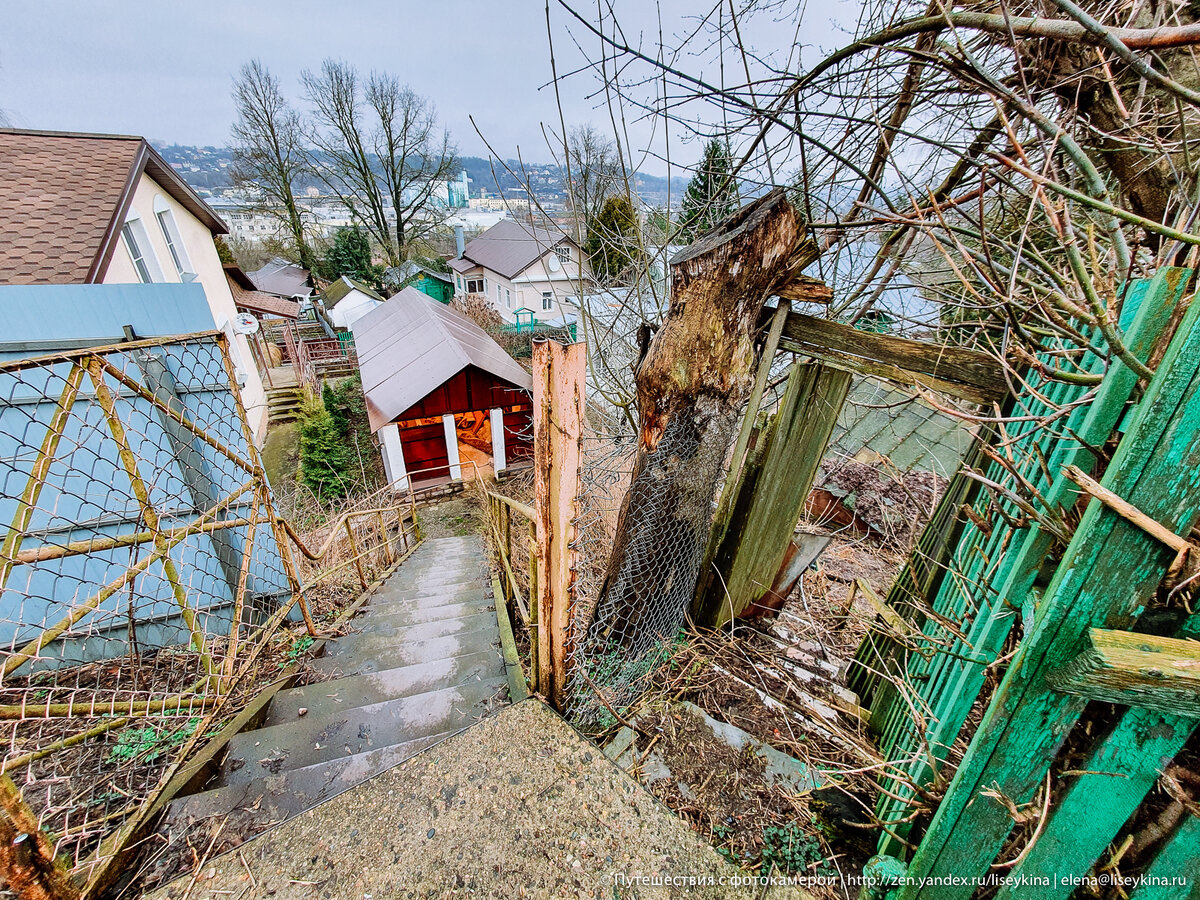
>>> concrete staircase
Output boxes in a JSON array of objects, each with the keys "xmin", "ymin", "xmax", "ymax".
[
  {"xmin": 265, "ymin": 385, "xmax": 304, "ymax": 425},
  {"xmin": 164, "ymin": 535, "xmax": 507, "ymax": 830}
]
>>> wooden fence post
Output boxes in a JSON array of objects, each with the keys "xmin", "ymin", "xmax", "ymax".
[
  {"xmin": 532, "ymin": 339, "xmax": 585, "ymax": 711},
  {"xmin": 527, "ymin": 518, "xmax": 539, "ymax": 692},
  {"xmin": 694, "ymin": 361, "xmax": 851, "ymax": 628}
]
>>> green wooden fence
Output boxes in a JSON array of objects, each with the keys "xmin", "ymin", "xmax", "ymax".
[{"xmin": 849, "ymin": 267, "xmax": 1199, "ymax": 897}]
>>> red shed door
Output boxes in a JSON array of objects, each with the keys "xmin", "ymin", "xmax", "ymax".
[{"xmin": 400, "ymin": 421, "xmax": 450, "ymax": 482}]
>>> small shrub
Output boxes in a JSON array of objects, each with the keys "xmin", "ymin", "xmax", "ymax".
[
  {"xmin": 298, "ymin": 392, "xmax": 352, "ymax": 501},
  {"xmin": 107, "ymin": 717, "xmax": 200, "ymax": 765},
  {"xmin": 760, "ymin": 823, "xmax": 834, "ymax": 876}
]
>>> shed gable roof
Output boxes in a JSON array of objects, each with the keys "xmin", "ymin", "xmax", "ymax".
[
  {"xmin": 355, "ymin": 286, "xmax": 532, "ymax": 432},
  {"xmin": 0, "ymin": 128, "xmax": 228, "ymax": 285},
  {"xmin": 247, "ymin": 257, "xmax": 313, "ymax": 298},
  {"xmin": 322, "ymin": 275, "xmax": 384, "ymax": 307}
]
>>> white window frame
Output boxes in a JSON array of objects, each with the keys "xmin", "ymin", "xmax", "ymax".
[
  {"xmin": 153, "ymin": 196, "xmax": 194, "ymax": 280},
  {"xmin": 542, "ymin": 291, "xmax": 553, "ymax": 311},
  {"xmin": 466, "ymin": 277, "xmax": 484, "ymax": 294},
  {"xmin": 506, "ymin": 288, "xmax": 512, "ymax": 309},
  {"xmin": 555, "ymin": 245, "xmax": 571, "ymax": 264},
  {"xmin": 121, "ymin": 217, "xmax": 163, "ymax": 284}
]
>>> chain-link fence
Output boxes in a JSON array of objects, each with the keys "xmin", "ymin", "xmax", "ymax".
[
  {"xmin": 0, "ymin": 333, "xmax": 305, "ymax": 872},
  {"xmin": 560, "ymin": 406, "xmax": 733, "ymax": 734}
]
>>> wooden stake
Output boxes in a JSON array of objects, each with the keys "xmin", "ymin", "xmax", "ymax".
[{"xmin": 532, "ymin": 340, "xmax": 586, "ymax": 710}]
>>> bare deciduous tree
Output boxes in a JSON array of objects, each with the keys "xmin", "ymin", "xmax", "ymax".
[
  {"xmin": 565, "ymin": 124, "xmax": 622, "ymax": 230},
  {"xmin": 302, "ymin": 59, "xmax": 458, "ymax": 267},
  {"xmin": 231, "ymin": 60, "xmax": 316, "ymax": 272}
]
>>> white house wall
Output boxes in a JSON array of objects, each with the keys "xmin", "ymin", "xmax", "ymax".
[
  {"xmin": 103, "ymin": 173, "xmax": 269, "ymax": 442},
  {"xmin": 453, "ymin": 245, "xmax": 591, "ymax": 324}
]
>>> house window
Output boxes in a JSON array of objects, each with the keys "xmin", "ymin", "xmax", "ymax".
[
  {"xmin": 466, "ymin": 277, "xmax": 484, "ymax": 294},
  {"xmin": 555, "ymin": 245, "xmax": 571, "ymax": 264},
  {"xmin": 506, "ymin": 288, "xmax": 512, "ymax": 309},
  {"xmin": 497, "ymin": 283, "xmax": 502, "ymax": 304},
  {"xmin": 122, "ymin": 221, "xmax": 157, "ymax": 283},
  {"xmin": 542, "ymin": 291, "xmax": 553, "ymax": 311},
  {"xmin": 154, "ymin": 202, "xmax": 192, "ymax": 279}
]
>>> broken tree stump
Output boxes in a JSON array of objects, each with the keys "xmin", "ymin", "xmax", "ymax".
[{"xmin": 588, "ymin": 189, "xmax": 819, "ymax": 662}]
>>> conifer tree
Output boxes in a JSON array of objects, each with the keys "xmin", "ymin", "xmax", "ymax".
[
  {"xmin": 585, "ymin": 195, "xmax": 642, "ymax": 283},
  {"xmin": 677, "ymin": 139, "xmax": 738, "ymax": 244}
]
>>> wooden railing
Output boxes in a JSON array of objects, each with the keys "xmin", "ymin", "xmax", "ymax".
[{"xmin": 481, "ymin": 486, "xmax": 538, "ymax": 690}]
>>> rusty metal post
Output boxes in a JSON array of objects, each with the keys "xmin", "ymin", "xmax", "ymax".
[
  {"xmin": 532, "ymin": 340, "xmax": 586, "ymax": 710},
  {"xmin": 345, "ymin": 519, "xmax": 368, "ymax": 591}
]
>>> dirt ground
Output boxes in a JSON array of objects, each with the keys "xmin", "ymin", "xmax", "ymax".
[
  {"xmin": 418, "ymin": 495, "xmax": 487, "ymax": 539},
  {"xmin": 146, "ymin": 700, "xmax": 815, "ymax": 900}
]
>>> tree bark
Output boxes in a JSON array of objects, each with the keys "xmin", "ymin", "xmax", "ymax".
[{"xmin": 588, "ymin": 189, "xmax": 817, "ymax": 654}]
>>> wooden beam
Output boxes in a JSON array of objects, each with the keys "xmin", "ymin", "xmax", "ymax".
[
  {"xmin": 491, "ymin": 575, "xmax": 530, "ymax": 702},
  {"xmin": 778, "ymin": 311, "xmax": 1007, "ymax": 405},
  {"xmin": 532, "ymin": 340, "xmax": 585, "ymax": 711},
  {"xmin": 1047, "ymin": 628, "xmax": 1200, "ymax": 717},
  {"xmin": 693, "ymin": 362, "xmax": 851, "ymax": 628}
]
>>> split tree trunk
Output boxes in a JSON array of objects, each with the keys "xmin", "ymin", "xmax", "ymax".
[{"xmin": 590, "ymin": 189, "xmax": 818, "ymax": 654}]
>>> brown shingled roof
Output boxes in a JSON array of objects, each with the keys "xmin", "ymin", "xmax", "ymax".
[
  {"xmin": 226, "ymin": 267, "xmax": 300, "ymax": 319},
  {"xmin": 0, "ymin": 128, "xmax": 228, "ymax": 285}
]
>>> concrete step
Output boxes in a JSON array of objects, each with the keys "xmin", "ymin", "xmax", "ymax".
[
  {"xmin": 376, "ymin": 578, "xmax": 484, "ymax": 600},
  {"xmin": 349, "ymin": 593, "xmax": 495, "ymax": 629},
  {"xmin": 308, "ymin": 627, "xmax": 500, "ymax": 677},
  {"xmin": 316, "ymin": 619, "xmax": 499, "ymax": 667},
  {"xmin": 365, "ymin": 591, "xmax": 492, "ymax": 623},
  {"xmin": 265, "ymin": 650, "xmax": 505, "ymax": 725},
  {"xmin": 333, "ymin": 610, "xmax": 498, "ymax": 652},
  {"xmin": 221, "ymin": 677, "xmax": 506, "ymax": 784},
  {"xmin": 166, "ymin": 730, "xmax": 458, "ymax": 829}
]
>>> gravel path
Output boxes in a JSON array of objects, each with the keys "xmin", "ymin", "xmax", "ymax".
[{"xmin": 148, "ymin": 699, "xmax": 813, "ymax": 899}]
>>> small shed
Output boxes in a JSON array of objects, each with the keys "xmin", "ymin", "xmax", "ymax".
[
  {"xmin": 383, "ymin": 262, "xmax": 455, "ymax": 304},
  {"xmin": 322, "ymin": 276, "xmax": 384, "ymax": 331},
  {"xmin": 356, "ymin": 287, "xmax": 534, "ymax": 488}
]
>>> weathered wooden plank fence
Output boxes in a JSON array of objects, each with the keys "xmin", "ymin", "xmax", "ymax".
[{"xmin": 842, "ymin": 267, "xmax": 1200, "ymax": 897}]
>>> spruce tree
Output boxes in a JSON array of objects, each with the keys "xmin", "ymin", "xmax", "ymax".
[
  {"xmin": 584, "ymin": 195, "xmax": 642, "ymax": 283},
  {"xmin": 677, "ymin": 139, "xmax": 738, "ymax": 244},
  {"xmin": 298, "ymin": 392, "xmax": 352, "ymax": 500},
  {"xmin": 319, "ymin": 225, "xmax": 382, "ymax": 288}
]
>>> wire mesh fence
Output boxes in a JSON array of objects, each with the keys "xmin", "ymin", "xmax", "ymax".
[
  {"xmin": 561, "ymin": 412, "xmax": 708, "ymax": 734},
  {"xmin": 0, "ymin": 333, "xmax": 305, "ymax": 871}
]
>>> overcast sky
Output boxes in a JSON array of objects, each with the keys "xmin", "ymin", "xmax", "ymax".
[{"xmin": 1, "ymin": 1, "xmax": 855, "ymax": 174}]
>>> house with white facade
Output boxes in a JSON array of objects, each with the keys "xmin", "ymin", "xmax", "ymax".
[
  {"xmin": 322, "ymin": 276, "xmax": 384, "ymax": 331},
  {"xmin": 0, "ymin": 128, "xmax": 269, "ymax": 441},
  {"xmin": 447, "ymin": 220, "xmax": 593, "ymax": 324}
]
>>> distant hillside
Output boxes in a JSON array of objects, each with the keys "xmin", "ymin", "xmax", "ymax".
[{"xmin": 152, "ymin": 142, "xmax": 686, "ymax": 207}]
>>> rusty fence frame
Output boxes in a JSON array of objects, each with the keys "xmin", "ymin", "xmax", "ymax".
[{"xmin": 0, "ymin": 332, "xmax": 424, "ymax": 897}]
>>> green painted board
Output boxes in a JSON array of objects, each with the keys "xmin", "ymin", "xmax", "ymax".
[
  {"xmin": 900, "ymin": 276, "xmax": 1200, "ymax": 898},
  {"xmin": 1000, "ymin": 613, "xmax": 1199, "ymax": 897},
  {"xmin": 1127, "ymin": 814, "xmax": 1200, "ymax": 900},
  {"xmin": 873, "ymin": 269, "xmax": 1191, "ymax": 857}
]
